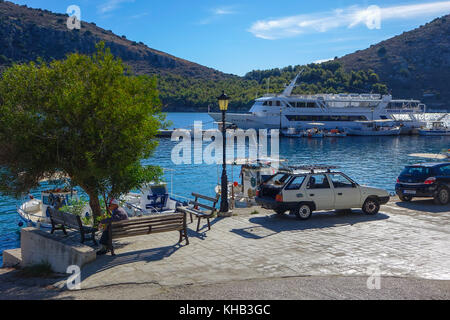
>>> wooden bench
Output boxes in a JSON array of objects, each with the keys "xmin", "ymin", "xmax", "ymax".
[
  {"xmin": 107, "ymin": 212, "xmax": 189, "ymax": 256},
  {"xmin": 48, "ymin": 208, "xmax": 98, "ymax": 245},
  {"xmin": 178, "ymin": 193, "xmax": 219, "ymax": 232}
]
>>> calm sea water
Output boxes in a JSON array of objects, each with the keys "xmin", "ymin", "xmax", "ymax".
[{"xmin": 1, "ymin": 112, "xmax": 449, "ymax": 265}]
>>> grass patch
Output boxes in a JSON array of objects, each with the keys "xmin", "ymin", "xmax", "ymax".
[
  {"xmin": 17, "ymin": 262, "xmax": 54, "ymax": 278},
  {"xmin": 250, "ymin": 210, "xmax": 260, "ymax": 215}
]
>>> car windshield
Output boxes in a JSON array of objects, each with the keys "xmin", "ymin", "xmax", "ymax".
[
  {"xmin": 264, "ymin": 173, "xmax": 290, "ymax": 187},
  {"xmin": 401, "ymin": 166, "xmax": 432, "ymax": 176}
]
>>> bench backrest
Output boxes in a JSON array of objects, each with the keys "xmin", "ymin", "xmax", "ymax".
[
  {"xmin": 110, "ymin": 213, "xmax": 185, "ymax": 240},
  {"xmin": 49, "ymin": 208, "xmax": 81, "ymax": 229},
  {"xmin": 190, "ymin": 193, "xmax": 219, "ymax": 214}
]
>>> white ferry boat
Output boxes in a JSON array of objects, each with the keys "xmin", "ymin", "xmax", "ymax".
[{"xmin": 209, "ymin": 73, "xmax": 426, "ymax": 134}]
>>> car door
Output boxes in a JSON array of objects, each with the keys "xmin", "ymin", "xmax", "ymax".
[
  {"xmin": 305, "ymin": 174, "xmax": 335, "ymax": 210},
  {"xmin": 437, "ymin": 164, "xmax": 450, "ymax": 185},
  {"xmin": 283, "ymin": 175, "xmax": 307, "ymax": 202},
  {"xmin": 329, "ymin": 173, "xmax": 361, "ymax": 209}
]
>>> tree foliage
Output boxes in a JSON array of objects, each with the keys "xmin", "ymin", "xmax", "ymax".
[
  {"xmin": 158, "ymin": 61, "xmax": 388, "ymax": 111},
  {"xmin": 0, "ymin": 43, "xmax": 164, "ymax": 221}
]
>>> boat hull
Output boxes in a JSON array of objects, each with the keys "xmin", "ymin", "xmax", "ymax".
[
  {"xmin": 418, "ymin": 130, "xmax": 450, "ymax": 136},
  {"xmin": 346, "ymin": 128, "xmax": 401, "ymax": 136}
]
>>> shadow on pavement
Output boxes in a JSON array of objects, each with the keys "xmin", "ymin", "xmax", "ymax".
[
  {"xmin": 80, "ymin": 244, "xmax": 182, "ymax": 283},
  {"xmin": 0, "ymin": 269, "xmax": 72, "ymax": 300},
  {"xmin": 395, "ymin": 199, "xmax": 450, "ymax": 213},
  {"xmin": 231, "ymin": 210, "xmax": 389, "ymax": 239}
]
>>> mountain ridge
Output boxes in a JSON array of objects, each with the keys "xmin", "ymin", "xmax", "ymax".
[
  {"xmin": 0, "ymin": 1, "xmax": 448, "ymax": 110},
  {"xmin": 0, "ymin": 1, "xmax": 234, "ymax": 80},
  {"xmin": 338, "ymin": 14, "xmax": 450, "ymax": 109}
]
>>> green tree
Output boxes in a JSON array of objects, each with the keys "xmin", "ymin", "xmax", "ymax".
[{"xmin": 0, "ymin": 43, "xmax": 164, "ymax": 222}]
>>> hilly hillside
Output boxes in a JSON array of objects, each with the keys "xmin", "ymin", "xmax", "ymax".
[
  {"xmin": 0, "ymin": 1, "xmax": 231, "ymax": 80},
  {"xmin": 338, "ymin": 14, "xmax": 450, "ymax": 110},
  {"xmin": 0, "ymin": 1, "xmax": 448, "ymax": 111}
]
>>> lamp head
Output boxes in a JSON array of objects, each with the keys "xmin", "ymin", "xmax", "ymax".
[{"xmin": 218, "ymin": 91, "xmax": 230, "ymax": 111}]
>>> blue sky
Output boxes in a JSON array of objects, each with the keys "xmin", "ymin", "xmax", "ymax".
[{"xmin": 12, "ymin": 0, "xmax": 450, "ymax": 75}]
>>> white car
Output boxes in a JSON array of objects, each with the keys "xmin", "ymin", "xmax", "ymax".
[{"xmin": 256, "ymin": 166, "xmax": 390, "ymax": 220}]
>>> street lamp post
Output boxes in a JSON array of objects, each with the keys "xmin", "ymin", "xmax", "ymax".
[{"xmin": 218, "ymin": 91, "xmax": 231, "ymax": 215}]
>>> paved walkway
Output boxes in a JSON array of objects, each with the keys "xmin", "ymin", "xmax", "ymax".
[{"xmin": 70, "ymin": 198, "xmax": 450, "ymax": 290}]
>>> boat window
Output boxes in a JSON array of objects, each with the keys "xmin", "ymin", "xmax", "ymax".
[
  {"xmin": 285, "ymin": 115, "xmax": 368, "ymax": 122},
  {"xmin": 268, "ymin": 101, "xmax": 273, "ymax": 106},
  {"xmin": 329, "ymin": 174, "xmax": 355, "ymax": 188},
  {"xmin": 307, "ymin": 102, "xmax": 316, "ymax": 108},
  {"xmin": 307, "ymin": 175, "xmax": 330, "ymax": 189},
  {"xmin": 285, "ymin": 176, "xmax": 306, "ymax": 190},
  {"xmin": 276, "ymin": 101, "xmax": 281, "ymax": 107},
  {"xmin": 263, "ymin": 101, "xmax": 268, "ymax": 106}
]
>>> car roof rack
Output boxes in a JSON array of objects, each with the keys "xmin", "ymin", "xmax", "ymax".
[{"xmin": 287, "ymin": 165, "xmax": 341, "ymax": 174}]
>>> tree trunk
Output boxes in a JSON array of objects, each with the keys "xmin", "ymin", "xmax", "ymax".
[{"xmin": 87, "ymin": 190, "xmax": 102, "ymax": 226}]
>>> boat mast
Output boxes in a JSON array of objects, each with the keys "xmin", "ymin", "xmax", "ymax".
[{"xmin": 282, "ymin": 70, "xmax": 304, "ymax": 96}]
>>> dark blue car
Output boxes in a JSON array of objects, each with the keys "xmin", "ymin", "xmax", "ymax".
[{"xmin": 396, "ymin": 162, "xmax": 450, "ymax": 205}]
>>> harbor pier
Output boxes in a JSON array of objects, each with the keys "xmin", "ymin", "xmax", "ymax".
[{"xmin": 1, "ymin": 197, "xmax": 449, "ymax": 299}]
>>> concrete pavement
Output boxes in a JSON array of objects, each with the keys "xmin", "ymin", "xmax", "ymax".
[{"xmin": 1, "ymin": 197, "xmax": 449, "ymax": 300}]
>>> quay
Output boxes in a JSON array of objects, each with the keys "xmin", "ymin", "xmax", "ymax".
[{"xmin": 1, "ymin": 197, "xmax": 449, "ymax": 299}]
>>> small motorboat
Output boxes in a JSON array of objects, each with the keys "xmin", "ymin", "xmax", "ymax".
[
  {"xmin": 418, "ymin": 121, "xmax": 450, "ymax": 136},
  {"xmin": 281, "ymin": 127, "xmax": 304, "ymax": 138},
  {"xmin": 325, "ymin": 129, "xmax": 347, "ymax": 137},
  {"xmin": 215, "ymin": 158, "xmax": 287, "ymax": 207},
  {"xmin": 17, "ymin": 189, "xmax": 89, "ymax": 229},
  {"xmin": 409, "ymin": 149, "xmax": 450, "ymax": 161},
  {"xmin": 121, "ymin": 183, "xmax": 182, "ymax": 217},
  {"xmin": 305, "ymin": 123, "xmax": 325, "ymax": 138},
  {"xmin": 346, "ymin": 120, "xmax": 401, "ymax": 136}
]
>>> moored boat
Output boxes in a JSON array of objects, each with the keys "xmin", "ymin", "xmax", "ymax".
[
  {"xmin": 209, "ymin": 72, "xmax": 426, "ymax": 132},
  {"xmin": 305, "ymin": 123, "xmax": 325, "ymax": 138},
  {"xmin": 418, "ymin": 121, "xmax": 450, "ymax": 136},
  {"xmin": 324, "ymin": 129, "xmax": 347, "ymax": 137},
  {"xmin": 17, "ymin": 189, "xmax": 87, "ymax": 229},
  {"xmin": 281, "ymin": 127, "xmax": 304, "ymax": 138},
  {"xmin": 345, "ymin": 120, "xmax": 401, "ymax": 136}
]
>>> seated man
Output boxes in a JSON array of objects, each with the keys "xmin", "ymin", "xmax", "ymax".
[{"xmin": 97, "ymin": 199, "xmax": 129, "ymax": 256}]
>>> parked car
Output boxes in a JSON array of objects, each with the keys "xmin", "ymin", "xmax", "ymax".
[
  {"xmin": 255, "ymin": 166, "xmax": 390, "ymax": 220},
  {"xmin": 395, "ymin": 162, "xmax": 450, "ymax": 205}
]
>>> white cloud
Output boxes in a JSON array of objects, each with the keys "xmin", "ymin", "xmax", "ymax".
[
  {"xmin": 98, "ymin": 0, "xmax": 135, "ymax": 14},
  {"xmin": 313, "ymin": 58, "xmax": 334, "ymax": 64},
  {"xmin": 249, "ymin": 1, "xmax": 450, "ymax": 40},
  {"xmin": 199, "ymin": 6, "xmax": 237, "ymax": 25},
  {"xmin": 213, "ymin": 7, "xmax": 236, "ymax": 15}
]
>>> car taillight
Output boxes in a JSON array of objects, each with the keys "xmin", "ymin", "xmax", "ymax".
[
  {"xmin": 424, "ymin": 177, "xmax": 436, "ymax": 185},
  {"xmin": 276, "ymin": 194, "xmax": 283, "ymax": 202}
]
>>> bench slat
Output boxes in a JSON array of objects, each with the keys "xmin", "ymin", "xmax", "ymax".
[
  {"xmin": 112, "ymin": 225, "xmax": 182, "ymax": 239},
  {"xmin": 189, "ymin": 201, "xmax": 216, "ymax": 212},
  {"xmin": 178, "ymin": 207, "xmax": 212, "ymax": 217},
  {"xmin": 111, "ymin": 215, "xmax": 183, "ymax": 227},
  {"xmin": 49, "ymin": 209, "xmax": 80, "ymax": 229},
  {"xmin": 192, "ymin": 193, "xmax": 219, "ymax": 203},
  {"xmin": 113, "ymin": 227, "xmax": 183, "ymax": 239},
  {"xmin": 112, "ymin": 221, "xmax": 183, "ymax": 233}
]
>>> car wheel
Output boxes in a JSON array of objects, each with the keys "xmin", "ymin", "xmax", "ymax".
[
  {"xmin": 434, "ymin": 187, "xmax": 450, "ymax": 205},
  {"xmin": 362, "ymin": 198, "xmax": 380, "ymax": 215},
  {"xmin": 295, "ymin": 204, "xmax": 312, "ymax": 220},
  {"xmin": 399, "ymin": 195, "xmax": 413, "ymax": 202}
]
